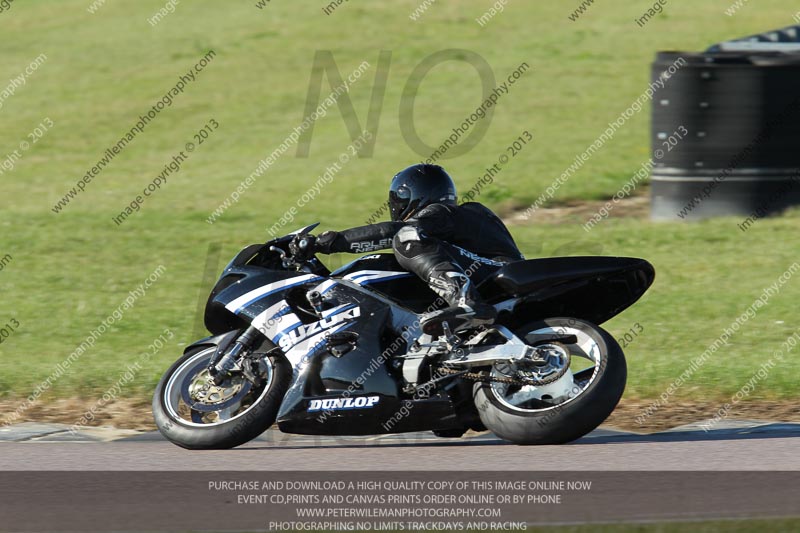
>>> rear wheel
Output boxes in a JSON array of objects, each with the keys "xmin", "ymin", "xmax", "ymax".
[
  {"xmin": 473, "ymin": 317, "xmax": 626, "ymax": 444},
  {"xmin": 152, "ymin": 345, "xmax": 290, "ymax": 449}
]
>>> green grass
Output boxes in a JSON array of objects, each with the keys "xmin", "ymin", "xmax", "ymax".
[{"xmin": 1, "ymin": 1, "xmax": 798, "ymax": 405}]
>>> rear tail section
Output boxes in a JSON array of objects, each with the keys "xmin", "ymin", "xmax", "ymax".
[{"xmin": 479, "ymin": 256, "xmax": 655, "ymax": 325}]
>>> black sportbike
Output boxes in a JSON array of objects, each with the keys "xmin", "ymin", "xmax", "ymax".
[{"xmin": 153, "ymin": 223, "xmax": 655, "ymax": 449}]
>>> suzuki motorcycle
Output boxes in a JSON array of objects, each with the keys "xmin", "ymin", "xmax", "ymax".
[{"xmin": 153, "ymin": 223, "xmax": 655, "ymax": 449}]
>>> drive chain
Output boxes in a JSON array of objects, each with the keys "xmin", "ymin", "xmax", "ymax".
[
  {"xmin": 437, "ymin": 364, "xmax": 567, "ymax": 386},
  {"xmin": 437, "ymin": 366, "xmax": 525, "ymax": 385}
]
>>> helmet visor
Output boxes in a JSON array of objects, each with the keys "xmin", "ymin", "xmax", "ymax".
[{"xmin": 389, "ymin": 185, "xmax": 411, "ymax": 221}]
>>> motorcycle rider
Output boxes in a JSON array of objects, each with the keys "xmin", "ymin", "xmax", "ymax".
[{"xmin": 292, "ymin": 163, "xmax": 524, "ymax": 335}]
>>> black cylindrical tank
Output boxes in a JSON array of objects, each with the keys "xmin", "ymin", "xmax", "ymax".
[{"xmin": 650, "ymin": 51, "xmax": 800, "ymax": 220}]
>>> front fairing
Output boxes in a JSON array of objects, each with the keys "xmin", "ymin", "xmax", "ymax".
[{"xmin": 204, "ymin": 224, "xmax": 327, "ymax": 334}]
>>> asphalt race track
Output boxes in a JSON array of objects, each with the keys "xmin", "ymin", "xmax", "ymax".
[
  {"xmin": 2, "ymin": 420, "xmax": 799, "ymax": 531},
  {"xmin": 1, "ymin": 419, "xmax": 799, "ymax": 470}
]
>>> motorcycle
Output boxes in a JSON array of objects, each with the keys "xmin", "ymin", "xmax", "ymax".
[{"xmin": 153, "ymin": 223, "xmax": 655, "ymax": 449}]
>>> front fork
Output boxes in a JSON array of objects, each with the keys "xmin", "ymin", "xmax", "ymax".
[{"xmin": 207, "ymin": 325, "xmax": 263, "ymax": 385}]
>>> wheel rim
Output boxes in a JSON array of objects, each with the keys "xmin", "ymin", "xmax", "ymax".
[
  {"xmin": 488, "ymin": 325, "xmax": 603, "ymax": 413},
  {"xmin": 163, "ymin": 347, "xmax": 274, "ymax": 427}
]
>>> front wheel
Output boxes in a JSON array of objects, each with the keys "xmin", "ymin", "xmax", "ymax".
[
  {"xmin": 473, "ymin": 317, "xmax": 626, "ymax": 445},
  {"xmin": 152, "ymin": 344, "xmax": 290, "ymax": 449}
]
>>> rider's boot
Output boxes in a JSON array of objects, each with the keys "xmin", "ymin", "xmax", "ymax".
[{"xmin": 420, "ymin": 268, "xmax": 497, "ymax": 336}]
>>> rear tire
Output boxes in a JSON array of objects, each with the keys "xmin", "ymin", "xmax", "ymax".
[
  {"xmin": 473, "ymin": 317, "xmax": 626, "ymax": 445},
  {"xmin": 152, "ymin": 346, "xmax": 290, "ymax": 449},
  {"xmin": 432, "ymin": 428, "xmax": 466, "ymax": 438}
]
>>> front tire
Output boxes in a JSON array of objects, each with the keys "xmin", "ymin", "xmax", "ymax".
[
  {"xmin": 473, "ymin": 317, "xmax": 626, "ymax": 445},
  {"xmin": 152, "ymin": 345, "xmax": 290, "ymax": 449}
]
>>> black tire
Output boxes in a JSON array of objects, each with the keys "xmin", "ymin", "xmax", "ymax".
[
  {"xmin": 432, "ymin": 428, "xmax": 466, "ymax": 438},
  {"xmin": 473, "ymin": 317, "xmax": 626, "ymax": 445},
  {"xmin": 152, "ymin": 345, "xmax": 290, "ymax": 450}
]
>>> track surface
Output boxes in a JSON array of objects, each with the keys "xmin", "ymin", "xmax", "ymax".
[
  {"xmin": 2, "ymin": 420, "xmax": 799, "ymax": 471},
  {"xmin": 2, "ymin": 421, "xmax": 799, "ymax": 530}
]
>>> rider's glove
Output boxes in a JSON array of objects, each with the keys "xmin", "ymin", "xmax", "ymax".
[{"xmin": 314, "ymin": 231, "xmax": 338, "ymax": 254}]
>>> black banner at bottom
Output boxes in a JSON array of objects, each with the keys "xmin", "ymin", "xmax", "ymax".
[{"xmin": 1, "ymin": 471, "xmax": 798, "ymax": 532}]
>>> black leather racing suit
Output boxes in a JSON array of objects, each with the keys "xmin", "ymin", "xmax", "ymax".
[{"xmin": 315, "ymin": 202, "xmax": 524, "ymax": 307}]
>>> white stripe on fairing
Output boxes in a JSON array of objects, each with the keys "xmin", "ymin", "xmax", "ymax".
[
  {"xmin": 314, "ymin": 279, "xmax": 338, "ymax": 295},
  {"xmin": 225, "ymin": 274, "xmax": 321, "ymax": 313},
  {"xmin": 321, "ymin": 303, "xmax": 358, "ymax": 319},
  {"xmin": 250, "ymin": 300, "xmax": 298, "ymax": 340},
  {"xmin": 251, "ymin": 301, "xmax": 357, "ymax": 353},
  {"xmin": 277, "ymin": 305, "xmax": 355, "ymax": 354},
  {"xmin": 358, "ymin": 273, "xmax": 413, "ymax": 284},
  {"xmin": 343, "ymin": 270, "xmax": 411, "ymax": 284},
  {"xmin": 343, "ymin": 270, "xmax": 402, "ymax": 280},
  {"xmin": 284, "ymin": 322, "xmax": 352, "ymax": 368},
  {"xmin": 270, "ymin": 315, "xmax": 303, "ymax": 345}
]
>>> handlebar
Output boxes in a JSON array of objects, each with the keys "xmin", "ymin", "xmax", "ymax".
[
  {"xmin": 268, "ymin": 244, "xmax": 305, "ymax": 270},
  {"xmin": 269, "ymin": 235, "xmax": 316, "ymax": 272}
]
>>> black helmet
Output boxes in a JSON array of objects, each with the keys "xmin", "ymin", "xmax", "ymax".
[{"xmin": 388, "ymin": 164, "xmax": 457, "ymax": 222}]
